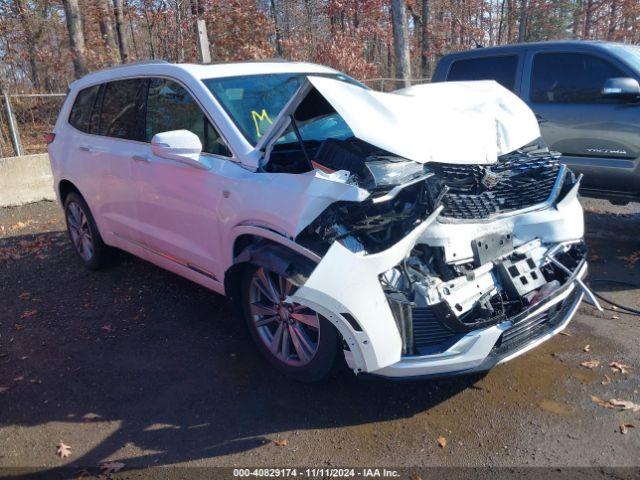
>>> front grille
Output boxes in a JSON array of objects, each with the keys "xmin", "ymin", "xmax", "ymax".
[
  {"xmin": 492, "ymin": 287, "xmax": 580, "ymax": 356},
  {"xmin": 429, "ymin": 151, "xmax": 562, "ymax": 220},
  {"xmin": 412, "ymin": 306, "xmax": 457, "ymax": 349}
]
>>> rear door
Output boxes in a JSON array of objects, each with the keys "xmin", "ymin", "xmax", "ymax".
[
  {"xmin": 445, "ymin": 54, "xmax": 521, "ymax": 93},
  {"xmin": 523, "ymin": 50, "xmax": 640, "ymax": 196},
  {"xmin": 90, "ymin": 78, "xmax": 149, "ymax": 242}
]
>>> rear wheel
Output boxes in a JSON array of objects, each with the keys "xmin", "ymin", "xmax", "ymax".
[
  {"xmin": 240, "ymin": 265, "xmax": 338, "ymax": 382},
  {"xmin": 64, "ymin": 192, "xmax": 109, "ymax": 270}
]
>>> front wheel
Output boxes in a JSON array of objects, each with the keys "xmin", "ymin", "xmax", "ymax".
[{"xmin": 240, "ymin": 265, "xmax": 338, "ymax": 382}]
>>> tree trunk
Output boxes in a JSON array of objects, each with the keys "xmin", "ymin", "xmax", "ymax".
[
  {"xmin": 584, "ymin": 0, "xmax": 594, "ymax": 38},
  {"xmin": 391, "ymin": 0, "xmax": 411, "ymax": 88},
  {"xmin": 113, "ymin": 0, "xmax": 130, "ymax": 63},
  {"xmin": 517, "ymin": 0, "xmax": 528, "ymax": 42},
  {"xmin": 270, "ymin": 0, "xmax": 283, "ymax": 56},
  {"xmin": 421, "ymin": 0, "xmax": 431, "ymax": 78},
  {"xmin": 62, "ymin": 0, "xmax": 88, "ymax": 78},
  {"xmin": 96, "ymin": 0, "xmax": 118, "ymax": 64}
]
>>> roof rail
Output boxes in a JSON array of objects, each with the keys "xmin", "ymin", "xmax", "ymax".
[{"xmin": 105, "ymin": 59, "xmax": 170, "ymax": 70}]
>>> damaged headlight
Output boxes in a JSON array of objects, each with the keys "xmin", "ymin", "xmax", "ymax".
[{"xmin": 364, "ymin": 157, "xmax": 425, "ymax": 188}]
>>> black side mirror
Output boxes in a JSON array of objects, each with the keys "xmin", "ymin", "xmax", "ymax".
[{"xmin": 601, "ymin": 77, "xmax": 640, "ymax": 102}]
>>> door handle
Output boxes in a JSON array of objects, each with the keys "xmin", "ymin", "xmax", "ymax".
[
  {"xmin": 132, "ymin": 154, "xmax": 150, "ymax": 163},
  {"xmin": 79, "ymin": 145, "xmax": 95, "ymax": 152}
]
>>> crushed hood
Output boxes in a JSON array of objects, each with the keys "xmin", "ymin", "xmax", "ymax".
[{"xmin": 257, "ymin": 77, "xmax": 540, "ymax": 166}]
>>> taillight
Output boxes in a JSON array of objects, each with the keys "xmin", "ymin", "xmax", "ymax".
[{"xmin": 46, "ymin": 132, "xmax": 56, "ymax": 144}]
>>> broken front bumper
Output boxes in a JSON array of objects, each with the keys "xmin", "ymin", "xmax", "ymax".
[{"xmin": 372, "ymin": 260, "xmax": 586, "ymax": 378}]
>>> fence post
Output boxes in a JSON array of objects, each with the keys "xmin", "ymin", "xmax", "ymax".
[{"xmin": 3, "ymin": 93, "xmax": 23, "ymax": 156}]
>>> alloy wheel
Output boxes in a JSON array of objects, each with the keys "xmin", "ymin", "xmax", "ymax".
[
  {"xmin": 248, "ymin": 267, "xmax": 320, "ymax": 367},
  {"xmin": 66, "ymin": 201, "xmax": 94, "ymax": 261}
]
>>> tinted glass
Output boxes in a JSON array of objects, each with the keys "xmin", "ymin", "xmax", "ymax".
[
  {"xmin": 531, "ymin": 53, "xmax": 626, "ymax": 104},
  {"xmin": 204, "ymin": 73, "xmax": 365, "ymax": 145},
  {"xmin": 69, "ymin": 85, "xmax": 100, "ymax": 132},
  {"xmin": 99, "ymin": 79, "xmax": 146, "ymax": 140},
  {"xmin": 146, "ymin": 78, "xmax": 231, "ymax": 157},
  {"xmin": 447, "ymin": 55, "xmax": 518, "ymax": 91}
]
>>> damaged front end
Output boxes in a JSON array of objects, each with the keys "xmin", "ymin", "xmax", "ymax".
[
  {"xmin": 287, "ymin": 141, "xmax": 590, "ymax": 378},
  {"xmin": 259, "ymin": 76, "xmax": 590, "ymax": 378}
]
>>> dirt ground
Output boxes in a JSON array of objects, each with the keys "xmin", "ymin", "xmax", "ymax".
[{"xmin": 0, "ymin": 198, "xmax": 639, "ymax": 478}]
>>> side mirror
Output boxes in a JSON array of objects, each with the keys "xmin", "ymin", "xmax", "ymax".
[
  {"xmin": 150, "ymin": 130, "xmax": 210, "ymax": 170},
  {"xmin": 601, "ymin": 77, "xmax": 640, "ymax": 102}
]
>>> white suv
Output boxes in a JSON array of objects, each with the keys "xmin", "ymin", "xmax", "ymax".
[{"xmin": 49, "ymin": 60, "xmax": 593, "ymax": 381}]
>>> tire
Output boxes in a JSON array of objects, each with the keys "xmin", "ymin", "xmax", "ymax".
[
  {"xmin": 63, "ymin": 192, "xmax": 110, "ymax": 270},
  {"xmin": 240, "ymin": 264, "xmax": 338, "ymax": 382}
]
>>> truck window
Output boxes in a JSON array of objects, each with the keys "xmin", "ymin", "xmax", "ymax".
[
  {"xmin": 531, "ymin": 53, "xmax": 626, "ymax": 104},
  {"xmin": 447, "ymin": 55, "xmax": 518, "ymax": 91}
]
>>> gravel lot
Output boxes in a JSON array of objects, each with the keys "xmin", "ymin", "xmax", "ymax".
[{"xmin": 0, "ymin": 198, "xmax": 639, "ymax": 478}]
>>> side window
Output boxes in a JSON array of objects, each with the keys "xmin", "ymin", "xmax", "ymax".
[
  {"xmin": 145, "ymin": 78, "xmax": 231, "ymax": 157},
  {"xmin": 447, "ymin": 55, "xmax": 518, "ymax": 91},
  {"xmin": 99, "ymin": 79, "xmax": 147, "ymax": 140},
  {"xmin": 68, "ymin": 85, "xmax": 100, "ymax": 133},
  {"xmin": 531, "ymin": 53, "xmax": 626, "ymax": 104}
]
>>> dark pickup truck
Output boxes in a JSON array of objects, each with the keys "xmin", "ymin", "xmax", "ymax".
[{"xmin": 432, "ymin": 40, "xmax": 640, "ymax": 204}]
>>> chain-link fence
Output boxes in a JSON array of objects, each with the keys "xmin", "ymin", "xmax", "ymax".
[{"xmin": 0, "ymin": 93, "xmax": 67, "ymax": 158}]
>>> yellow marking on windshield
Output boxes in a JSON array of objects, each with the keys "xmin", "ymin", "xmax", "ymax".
[{"xmin": 252, "ymin": 109, "xmax": 273, "ymax": 139}]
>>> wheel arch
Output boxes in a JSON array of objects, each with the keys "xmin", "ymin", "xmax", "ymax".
[
  {"xmin": 224, "ymin": 227, "xmax": 369, "ymax": 373},
  {"xmin": 58, "ymin": 179, "xmax": 82, "ymax": 205}
]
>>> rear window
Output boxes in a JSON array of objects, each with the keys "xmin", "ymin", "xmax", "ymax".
[
  {"xmin": 447, "ymin": 55, "xmax": 518, "ymax": 91},
  {"xmin": 68, "ymin": 85, "xmax": 100, "ymax": 133},
  {"xmin": 99, "ymin": 79, "xmax": 147, "ymax": 141}
]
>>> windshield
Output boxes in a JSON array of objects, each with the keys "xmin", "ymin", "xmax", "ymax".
[
  {"xmin": 602, "ymin": 43, "xmax": 640, "ymax": 73},
  {"xmin": 204, "ymin": 72, "xmax": 364, "ymax": 145}
]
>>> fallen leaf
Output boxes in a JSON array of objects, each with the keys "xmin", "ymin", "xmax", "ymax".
[
  {"xmin": 18, "ymin": 292, "xmax": 31, "ymax": 300},
  {"xmin": 14, "ymin": 324, "xmax": 25, "ymax": 331},
  {"xmin": 410, "ymin": 475, "xmax": 422, "ymax": 480},
  {"xmin": 101, "ymin": 325, "xmax": 114, "ymax": 333},
  {"xmin": 100, "ymin": 461, "xmax": 125, "ymax": 475},
  {"xmin": 75, "ymin": 469, "xmax": 91, "ymax": 479},
  {"xmin": 620, "ymin": 423, "xmax": 636, "ymax": 435},
  {"xmin": 580, "ymin": 359, "xmax": 600, "ymax": 369},
  {"xmin": 591, "ymin": 395, "xmax": 612, "ymax": 409},
  {"xmin": 611, "ymin": 305, "xmax": 618, "ymax": 311},
  {"xmin": 583, "ymin": 344, "xmax": 590, "ymax": 352},
  {"xmin": 0, "ymin": 386, "xmax": 9, "ymax": 393},
  {"xmin": 437, "ymin": 435, "xmax": 447, "ymax": 448},
  {"xmin": 13, "ymin": 375, "xmax": 24, "ymax": 382},
  {"xmin": 609, "ymin": 399, "xmax": 640, "ymax": 412},
  {"xmin": 612, "ymin": 315, "xmax": 620, "ymax": 320},
  {"xmin": 20, "ymin": 310, "xmax": 37, "ymax": 319},
  {"xmin": 601, "ymin": 374, "xmax": 612, "ymax": 385},
  {"xmin": 30, "ymin": 378, "xmax": 42, "ymax": 384},
  {"xmin": 610, "ymin": 361, "xmax": 631, "ymax": 374},
  {"xmin": 558, "ymin": 332, "xmax": 571, "ymax": 337},
  {"xmin": 56, "ymin": 441, "xmax": 71, "ymax": 458},
  {"xmin": 272, "ymin": 438, "xmax": 288, "ymax": 447}
]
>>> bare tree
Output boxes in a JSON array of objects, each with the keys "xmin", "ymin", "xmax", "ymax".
[
  {"xmin": 113, "ymin": 0, "xmax": 130, "ymax": 63},
  {"xmin": 61, "ymin": 0, "xmax": 88, "ymax": 77},
  {"xmin": 421, "ymin": 0, "xmax": 431, "ymax": 77},
  {"xmin": 391, "ymin": 0, "xmax": 411, "ymax": 88},
  {"xmin": 517, "ymin": 0, "xmax": 528, "ymax": 42},
  {"xmin": 96, "ymin": 0, "xmax": 119, "ymax": 64}
]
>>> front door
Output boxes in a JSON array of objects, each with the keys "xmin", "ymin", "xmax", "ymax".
[
  {"xmin": 525, "ymin": 51, "xmax": 640, "ymax": 197},
  {"xmin": 133, "ymin": 78, "xmax": 233, "ymax": 283}
]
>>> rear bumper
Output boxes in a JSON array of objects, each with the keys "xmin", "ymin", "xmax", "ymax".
[{"xmin": 371, "ymin": 261, "xmax": 586, "ymax": 379}]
